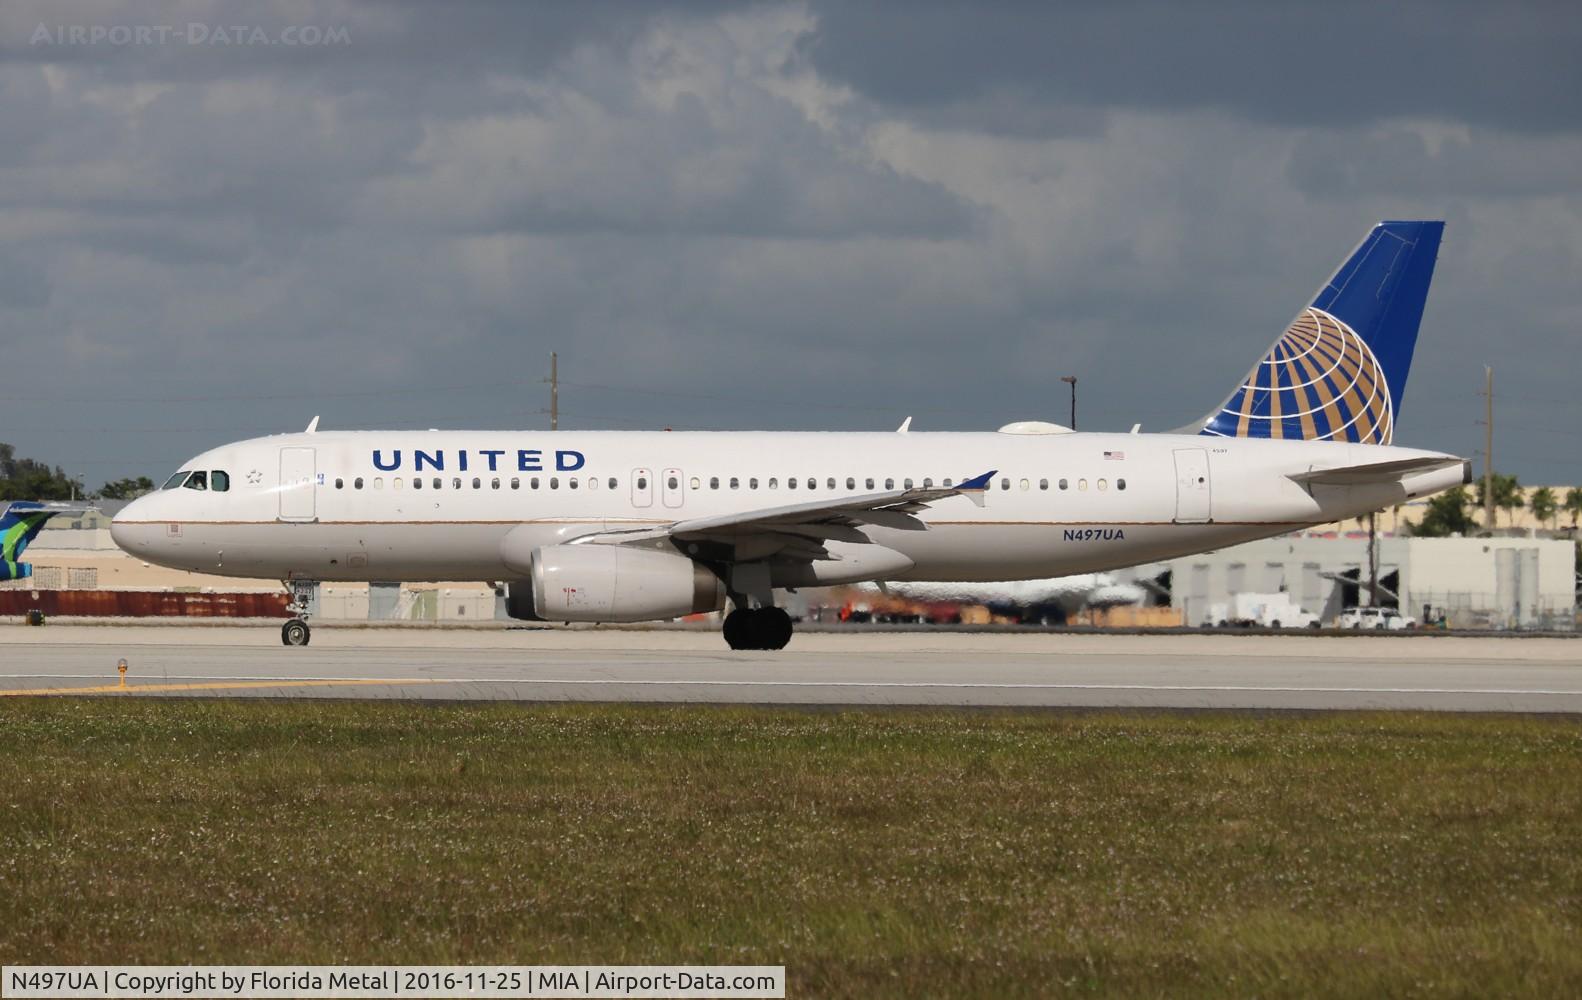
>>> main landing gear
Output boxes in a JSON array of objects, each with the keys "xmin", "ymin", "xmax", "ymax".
[
  {"xmin": 281, "ymin": 579, "xmax": 317, "ymax": 647},
  {"xmin": 723, "ymin": 606, "xmax": 793, "ymax": 651}
]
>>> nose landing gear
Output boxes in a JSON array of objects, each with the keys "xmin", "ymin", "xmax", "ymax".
[{"xmin": 281, "ymin": 579, "xmax": 318, "ymax": 647}]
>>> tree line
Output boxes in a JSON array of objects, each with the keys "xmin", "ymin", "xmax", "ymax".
[
  {"xmin": 0, "ymin": 442, "xmax": 154, "ymax": 502},
  {"xmin": 1409, "ymin": 474, "xmax": 1582, "ymax": 537}
]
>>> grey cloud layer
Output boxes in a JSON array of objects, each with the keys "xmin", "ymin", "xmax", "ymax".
[{"xmin": 0, "ymin": 1, "xmax": 1578, "ymax": 484}]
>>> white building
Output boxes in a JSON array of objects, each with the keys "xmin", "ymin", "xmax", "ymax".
[{"xmin": 1159, "ymin": 531, "xmax": 1576, "ymax": 630}]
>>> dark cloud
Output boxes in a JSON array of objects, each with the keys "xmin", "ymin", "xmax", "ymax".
[{"xmin": 804, "ymin": 1, "xmax": 1582, "ymax": 136}]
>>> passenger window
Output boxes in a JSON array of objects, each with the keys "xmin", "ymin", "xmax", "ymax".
[
  {"xmin": 710, "ymin": 477, "xmax": 720, "ymax": 490},
  {"xmin": 827, "ymin": 478, "xmax": 836, "ymax": 490},
  {"xmin": 690, "ymin": 477, "xmax": 700, "ymax": 490},
  {"xmin": 531, "ymin": 477, "xmax": 540, "ymax": 490},
  {"xmin": 1078, "ymin": 478, "xmax": 1088, "ymax": 491},
  {"xmin": 636, "ymin": 476, "xmax": 647, "ymax": 490},
  {"xmin": 373, "ymin": 478, "xmax": 384, "ymax": 490},
  {"xmin": 452, "ymin": 477, "xmax": 462, "ymax": 490},
  {"xmin": 413, "ymin": 477, "xmax": 423, "ymax": 490},
  {"xmin": 730, "ymin": 477, "xmax": 739, "ymax": 490},
  {"xmin": 768, "ymin": 477, "xmax": 778, "ymax": 489},
  {"xmin": 511, "ymin": 477, "xmax": 520, "ymax": 490},
  {"xmin": 1059, "ymin": 478, "xmax": 1068, "ymax": 490},
  {"xmin": 1098, "ymin": 478, "xmax": 1108, "ymax": 491},
  {"xmin": 846, "ymin": 477, "xmax": 855, "ymax": 490},
  {"xmin": 393, "ymin": 478, "xmax": 403, "ymax": 490},
  {"xmin": 491, "ymin": 478, "xmax": 500, "ymax": 490},
  {"xmin": 866, "ymin": 478, "xmax": 875, "ymax": 490},
  {"xmin": 885, "ymin": 478, "xmax": 894, "ymax": 490},
  {"xmin": 1020, "ymin": 479, "xmax": 1030, "ymax": 491},
  {"xmin": 587, "ymin": 477, "xmax": 598, "ymax": 491},
  {"xmin": 569, "ymin": 478, "xmax": 579, "ymax": 489},
  {"xmin": 999, "ymin": 478, "xmax": 1010, "ymax": 491},
  {"xmin": 1117, "ymin": 478, "xmax": 1127, "ymax": 491},
  {"xmin": 472, "ymin": 477, "xmax": 481, "ymax": 489},
  {"xmin": 789, "ymin": 478, "xmax": 797, "ymax": 490},
  {"xmin": 1040, "ymin": 478, "xmax": 1049, "ymax": 490},
  {"xmin": 943, "ymin": 478, "xmax": 953, "ymax": 488},
  {"xmin": 551, "ymin": 478, "xmax": 560, "ymax": 490},
  {"xmin": 183, "ymin": 471, "xmax": 208, "ymax": 491},
  {"xmin": 608, "ymin": 477, "xmax": 617, "ymax": 490},
  {"xmin": 433, "ymin": 477, "xmax": 441, "ymax": 490},
  {"xmin": 335, "ymin": 478, "xmax": 344, "ymax": 490},
  {"xmin": 923, "ymin": 478, "xmax": 933, "ymax": 488},
  {"xmin": 162, "ymin": 471, "xmax": 189, "ymax": 490},
  {"xmin": 668, "ymin": 476, "xmax": 679, "ymax": 490},
  {"xmin": 750, "ymin": 478, "xmax": 759, "ymax": 489},
  {"xmin": 904, "ymin": 478, "xmax": 914, "ymax": 489},
  {"xmin": 211, "ymin": 471, "xmax": 230, "ymax": 492},
  {"xmin": 354, "ymin": 477, "xmax": 364, "ymax": 490},
  {"xmin": 808, "ymin": 478, "xmax": 816, "ymax": 490}
]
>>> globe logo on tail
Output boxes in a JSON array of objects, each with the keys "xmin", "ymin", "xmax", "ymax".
[{"xmin": 1213, "ymin": 308, "xmax": 1394, "ymax": 445}]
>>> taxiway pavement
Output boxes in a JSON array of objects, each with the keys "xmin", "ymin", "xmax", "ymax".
[{"xmin": 2, "ymin": 624, "xmax": 1579, "ymax": 712}]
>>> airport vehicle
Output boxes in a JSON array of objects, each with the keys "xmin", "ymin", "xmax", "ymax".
[
  {"xmin": 1206, "ymin": 592, "xmax": 1321, "ymax": 629},
  {"xmin": 1337, "ymin": 606, "xmax": 1416, "ymax": 630},
  {"xmin": 111, "ymin": 221, "xmax": 1468, "ymax": 650}
]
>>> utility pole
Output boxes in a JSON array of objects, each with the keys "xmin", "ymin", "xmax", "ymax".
[
  {"xmin": 549, "ymin": 352, "xmax": 559, "ymax": 431},
  {"xmin": 1482, "ymin": 366, "xmax": 1494, "ymax": 531},
  {"xmin": 1367, "ymin": 511, "xmax": 1378, "ymax": 608},
  {"xmin": 1060, "ymin": 375, "xmax": 1077, "ymax": 430}
]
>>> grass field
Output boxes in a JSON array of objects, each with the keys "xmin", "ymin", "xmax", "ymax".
[{"xmin": 2, "ymin": 701, "xmax": 1580, "ymax": 997}]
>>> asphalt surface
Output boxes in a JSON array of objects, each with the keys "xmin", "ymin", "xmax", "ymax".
[{"xmin": 2, "ymin": 624, "xmax": 1580, "ymax": 712}]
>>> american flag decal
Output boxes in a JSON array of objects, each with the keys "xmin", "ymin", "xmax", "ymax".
[{"xmin": 1103, "ymin": 450, "xmax": 1124, "ymax": 460}]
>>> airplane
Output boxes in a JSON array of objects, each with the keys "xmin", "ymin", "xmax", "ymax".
[
  {"xmin": 851, "ymin": 574, "xmax": 1149, "ymax": 625},
  {"xmin": 111, "ymin": 220, "xmax": 1468, "ymax": 650},
  {"xmin": 2, "ymin": 501, "xmax": 96, "ymax": 581}
]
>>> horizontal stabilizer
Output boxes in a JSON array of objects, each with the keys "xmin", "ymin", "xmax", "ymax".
[{"xmin": 1288, "ymin": 456, "xmax": 1470, "ymax": 487}]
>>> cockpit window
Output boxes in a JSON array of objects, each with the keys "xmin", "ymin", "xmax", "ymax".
[
  {"xmin": 162, "ymin": 471, "xmax": 189, "ymax": 490},
  {"xmin": 182, "ymin": 471, "xmax": 208, "ymax": 491},
  {"xmin": 211, "ymin": 471, "xmax": 230, "ymax": 493}
]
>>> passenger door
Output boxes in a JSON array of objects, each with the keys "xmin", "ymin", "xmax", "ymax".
[
  {"xmin": 1172, "ymin": 448, "xmax": 1211, "ymax": 524},
  {"xmin": 278, "ymin": 447, "xmax": 317, "ymax": 522}
]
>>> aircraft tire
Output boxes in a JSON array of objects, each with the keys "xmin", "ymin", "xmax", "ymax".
[
  {"xmin": 764, "ymin": 607, "xmax": 793, "ymax": 650},
  {"xmin": 723, "ymin": 608, "xmax": 752, "ymax": 650},
  {"xmin": 281, "ymin": 619, "xmax": 311, "ymax": 647}
]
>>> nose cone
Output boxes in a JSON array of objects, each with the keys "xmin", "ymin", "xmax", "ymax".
[{"xmin": 110, "ymin": 496, "xmax": 154, "ymax": 558}]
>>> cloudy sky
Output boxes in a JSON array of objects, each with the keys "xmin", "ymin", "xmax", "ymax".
[{"xmin": 2, "ymin": 1, "xmax": 1579, "ymax": 486}]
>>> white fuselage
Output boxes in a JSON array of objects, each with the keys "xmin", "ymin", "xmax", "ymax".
[{"xmin": 110, "ymin": 429, "xmax": 1466, "ymax": 585}]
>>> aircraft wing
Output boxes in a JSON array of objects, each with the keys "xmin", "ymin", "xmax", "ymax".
[
  {"xmin": 1288, "ymin": 456, "xmax": 1470, "ymax": 487},
  {"xmin": 579, "ymin": 471, "xmax": 996, "ymax": 556}
]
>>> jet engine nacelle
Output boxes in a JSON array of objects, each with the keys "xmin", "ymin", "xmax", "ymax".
[{"xmin": 529, "ymin": 544, "xmax": 724, "ymax": 623}]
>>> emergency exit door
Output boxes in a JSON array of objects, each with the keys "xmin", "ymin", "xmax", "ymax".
[
  {"xmin": 278, "ymin": 447, "xmax": 317, "ymax": 522},
  {"xmin": 1172, "ymin": 448, "xmax": 1212, "ymax": 524}
]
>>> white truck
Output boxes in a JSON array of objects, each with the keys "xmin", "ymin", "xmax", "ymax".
[
  {"xmin": 1205, "ymin": 592, "xmax": 1321, "ymax": 629},
  {"xmin": 1336, "ymin": 606, "xmax": 1417, "ymax": 630}
]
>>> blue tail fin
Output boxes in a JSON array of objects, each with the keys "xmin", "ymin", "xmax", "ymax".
[
  {"xmin": 1196, "ymin": 220, "xmax": 1444, "ymax": 444},
  {"xmin": 1, "ymin": 501, "xmax": 90, "ymax": 581}
]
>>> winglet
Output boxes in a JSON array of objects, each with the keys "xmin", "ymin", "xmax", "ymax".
[
  {"xmin": 956, "ymin": 469, "xmax": 996, "ymax": 508},
  {"xmin": 896, "ymin": 416, "xmax": 912, "ymax": 433}
]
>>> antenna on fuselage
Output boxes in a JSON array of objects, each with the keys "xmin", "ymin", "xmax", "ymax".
[
  {"xmin": 896, "ymin": 416, "xmax": 912, "ymax": 433},
  {"xmin": 305, "ymin": 415, "xmax": 320, "ymax": 433}
]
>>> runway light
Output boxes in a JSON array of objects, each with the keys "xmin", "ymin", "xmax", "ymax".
[{"xmin": 117, "ymin": 658, "xmax": 128, "ymax": 689}]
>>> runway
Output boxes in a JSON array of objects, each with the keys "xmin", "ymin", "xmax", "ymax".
[{"xmin": 3, "ymin": 624, "xmax": 1580, "ymax": 711}]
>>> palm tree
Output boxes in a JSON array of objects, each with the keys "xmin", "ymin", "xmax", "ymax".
[
  {"xmin": 1566, "ymin": 486, "xmax": 1582, "ymax": 529},
  {"xmin": 1529, "ymin": 486, "xmax": 1557, "ymax": 531}
]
